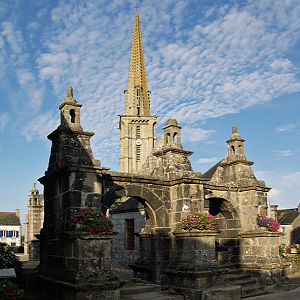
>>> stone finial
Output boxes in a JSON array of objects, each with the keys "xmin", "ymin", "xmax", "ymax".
[
  {"xmin": 230, "ymin": 125, "xmax": 242, "ymax": 141},
  {"xmin": 30, "ymin": 182, "xmax": 39, "ymax": 194},
  {"xmin": 67, "ymin": 87, "xmax": 73, "ymax": 98}
]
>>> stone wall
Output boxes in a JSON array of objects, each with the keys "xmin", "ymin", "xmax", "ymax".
[{"xmin": 111, "ymin": 210, "xmax": 146, "ymax": 271}]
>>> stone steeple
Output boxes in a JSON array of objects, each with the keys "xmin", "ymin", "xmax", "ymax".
[
  {"xmin": 46, "ymin": 87, "xmax": 100, "ymax": 174},
  {"xmin": 208, "ymin": 126, "xmax": 262, "ymax": 187},
  {"xmin": 119, "ymin": 12, "xmax": 157, "ymax": 173},
  {"xmin": 139, "ymin": 118, "xmax": 195, "ymax": 180},
  {"xmin": 24, "ymin": 182, "xmax": 44, "ymax": 256},
  {"xmin": 125, "ymin": 12, "xmax": 150, "ymax": 116}
]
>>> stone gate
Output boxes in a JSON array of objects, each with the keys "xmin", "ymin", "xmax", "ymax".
[{"xmin": 37, "ymin": 88, "xmax": 285, "ymax": 299}]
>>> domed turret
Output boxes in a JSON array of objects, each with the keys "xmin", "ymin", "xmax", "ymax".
[
  {"xmin": 30, "ymin": 182, "xmax": 39, "ymax": 195},
  {"xmin": 166, "ymin": 118, "xmax": 178, "ymax": 126},
  {"xmin": 230, "ymin": 125, "xmax": 241, "ymax": 140},
  {"xmin": 227, "ymin": 125, "xmax": 245, "ymax": 156}
]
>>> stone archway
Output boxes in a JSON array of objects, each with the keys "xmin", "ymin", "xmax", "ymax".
[
  {"xmin": 207, "ymin": 197, "xmax": 241, "ymax": 265},
  {"xmin": 101, "ymin": 182, "xmax": 170, "ymax": 230},
  {"xmin": 101, "ymin": 182, "xmax": 171, "ymax": 280}
]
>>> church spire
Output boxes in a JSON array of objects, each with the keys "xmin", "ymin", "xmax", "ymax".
[
  {"xmin": 125, "ymin": 12, "xmax": 150, "ymax": 116},
  {"xmin": 119, "ymin": 12, "xmax": 157, "ymax": 173}
]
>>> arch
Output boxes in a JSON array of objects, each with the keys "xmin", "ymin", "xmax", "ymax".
[
  {"xmin": 69, "ymin": 109, "xmax": 76, "ymax": 123},
  {"xmin": 231, "ymin": 145, "xmax": 235, "ymax": 154},
  {"xmin": 173, "ymin": 132, "xmax": 177, "ymax": 143},
  {"xmin": 206, "ymin": 197, "xmax": 241, "ymax": 264},
  {"xmin": 101, "ymin": 183, "xmax": 170, "ymax": 229},
  {"xmin": 166, "ymin": 133, "xmax": 171, "ymax": 144}
]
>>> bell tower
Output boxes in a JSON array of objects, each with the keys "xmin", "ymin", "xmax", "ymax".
[{"xmin": 119, "ymin": 12, "xmax": 157, "ymax": 173}]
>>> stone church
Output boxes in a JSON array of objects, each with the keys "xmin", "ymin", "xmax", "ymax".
[
  {"xmin": 36, "ymin": 12, "xmax": 286, "ymax": 300},
  {"xmin": 24, "ymin": 183, "xmax": 44, "ymax": 258}
]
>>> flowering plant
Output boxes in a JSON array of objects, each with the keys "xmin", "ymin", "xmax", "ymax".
[
  {"xmin": 285, "ymin": 243, "xmax": 300, "ymax": 254},
  {"xmin": 0, "ymin": 246, "xmax": 22, "ymax": 273},
  {"xmin": 180, "ymin": 212, "xmax": 219, "ymax": 231},
  {"xmin": 257, "ymin": 214, "xmax": 280, "ymax": 232},
  {"xmin": 0, "ymin": 279, "xmax": 24, "ymax": 300},
  {"xmin": 71, "ymin": 207, "xmax": 114, "ymax": 234}
]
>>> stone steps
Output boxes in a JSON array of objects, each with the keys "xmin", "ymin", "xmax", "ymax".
[
  {"xmin": 120, "ymin": 283, "xmax": 184, "ymax": 300},
  {"xmin": 225, "ymin": 269, "xmax": 266, "ymax": 298},
  {"xmin": 241, "ymin": 284, "xmax": 265, "ymax": 298}
]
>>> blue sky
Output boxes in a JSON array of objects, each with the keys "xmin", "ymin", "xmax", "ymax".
[{"xmin": 0, "ymin": 0, "xmax": 300, "ymax": 228}]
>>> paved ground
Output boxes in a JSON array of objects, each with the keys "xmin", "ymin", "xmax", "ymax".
[
  {"xmin": 16, "ymin": 255, "xmax": 300, "ymax": 299},
  {"xmin": 247, "ymin": 271, "xmax": 300, "ymax": 300}
]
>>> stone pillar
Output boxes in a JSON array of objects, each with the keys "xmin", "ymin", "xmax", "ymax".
[
  {"xmin": 38, "ymin": 231, "xmax": 121, "ymax": 300},
  {"xmin": 171, "ymin": 230, "xmax": 219, "ymax": 270},
  {"xmin": 130, "ymin": 232, "xmax": 152, "ymax": 282},
  {"xmin": 28, "ymin": 239, "xmax": 40, "ymax": 262},
  {"xmin": 239, "ymin": 230, "xmax": 283, "ymax": 267},
  {"xmin": 131, "ymin": 228, "xmax": 172, "ymax": 284},
  {"xmin": 239, "ymin": 230, "xmax": 286, "ymax": 293},
  {"xmin": 166, "ymin": 230, "xmax": 224, "ymax": 293}
]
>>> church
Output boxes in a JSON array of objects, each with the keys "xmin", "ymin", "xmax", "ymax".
[{"xmin": 35, "ymin": 12, "xmax": 286, "ymax": 300}]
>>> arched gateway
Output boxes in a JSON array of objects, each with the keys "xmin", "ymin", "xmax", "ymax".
[{"xmin": 38, "ymin": 88, "xmax": 284, "ymax": 299}]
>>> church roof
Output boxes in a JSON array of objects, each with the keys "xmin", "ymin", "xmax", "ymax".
[
  {"xmin": 0, "ymin": 212, "xmax": 21, "ymax": 226},
  {"xmin": 277, "ymin": 209, "xmax": 300, "ymax": 225},
  {"xmin": 110, "ymin": 197, "xmax": 144, "ymax": 213}
]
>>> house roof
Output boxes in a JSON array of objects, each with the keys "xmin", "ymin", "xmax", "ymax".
[
  {"xmin": 110, "ymin": 197, "xmax": 145, "ymax": 214},
  {"xmin": 277, "ymin": 209, "xmax": 300, "ymax": 225},
  {"xmin": 0, "ymin": 212, "xmax": 21, "ymax": 226}
]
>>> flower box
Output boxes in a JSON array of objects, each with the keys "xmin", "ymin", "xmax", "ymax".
[{"xmin": 0, "ymin": 268, "xmax": 16, "ymax": 278}]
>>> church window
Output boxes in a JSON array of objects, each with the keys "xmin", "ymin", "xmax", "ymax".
[
  {"xmin": 136, "ymin": 126, "xmax": 140, "ymax": 138},
  {"xmin": 136, "ymin": 88, "xmax": 141, "ymax": 115},
  {"xmin": 166, "ymin": 133, "xmax": 171, "ymax": 144},
  {"xmin": 136, "ymin": 145, "xmax": 141, "ymax": 161},
  {"xmin": 231, "ymin": 145, "xmax": 235, "ymax": 154},
  {"xmin": 70, "ymin": 109, "xmax": 76, "ymax": 123},
  {"xmin": 125, "ymin": 219, "xmax": 135, "ymax": 250},
  {"xmin": 174, "ymin": 132, "xmax": 178, "ymax": 143}
]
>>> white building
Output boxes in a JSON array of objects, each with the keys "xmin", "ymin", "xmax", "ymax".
[{"xmin": 0, "ymin": 209, "xmax": 21, "ymax": 246}]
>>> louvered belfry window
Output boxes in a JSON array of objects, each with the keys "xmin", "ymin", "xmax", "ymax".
[{"xmin": 125, "ymin": 219, "xmax": 135, "ymax": 250}]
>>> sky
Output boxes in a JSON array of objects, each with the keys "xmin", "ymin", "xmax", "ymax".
[{"xmin": 0, "ymin": 0, "xmax": 299, "ymax": 229}]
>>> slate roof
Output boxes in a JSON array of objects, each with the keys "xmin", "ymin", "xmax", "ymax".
[
  {"xmin": 277, "ymin": 209, "xmax": 300, "ymax": 225},
  {"xmin": 110, "ymin": 197, "xmax": 145, "ymax": 214},
  {"xmin": 202, "ymin": 160, "xmax": 222, "ymax": 180},
  {"xmin": 0, "ymin": 212, "xmax": 21, "ymax": 226}
]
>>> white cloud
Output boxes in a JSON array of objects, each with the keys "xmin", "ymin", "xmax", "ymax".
[
  {"xmin": 181, "ymin": 127, "xmax": 216, "ymax": 143},
  {"xmin": 0, "ymin": 0, "xmax": 299, "ymax": 172},
  {"xmin": 21, "ymin": 112, "xmax": 59, "ymax": 142},
  {"xmin": 196, "ymin": 157, "xmax": 219, "ymax": 164},
  {"xmin": 268, "ymin": 188, "xmax": 283, "ymax": 202},
  {"xmin": 273, "ymin": 150, "xmax": 294, "ymax": 156},
  {"xmin": 275, "ymin": 122, "xmax": 300, "ymax": 132},
  {"xmin": 0, "ymin": 114, "xmax": 9, "ymax": 132}
]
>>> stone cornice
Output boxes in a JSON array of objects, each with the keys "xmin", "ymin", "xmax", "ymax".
[{"xmin": 47, "ymin": 126, "xmax": 94, "ymax": 141}]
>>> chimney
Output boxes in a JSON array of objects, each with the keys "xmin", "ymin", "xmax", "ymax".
[
  {"xmin": 15, "ymin": 209, "xmax": 20, "ymax": 218},
  {"xmin": 298, "ymin": 204, "xmax": 300, "ymax": 213}
]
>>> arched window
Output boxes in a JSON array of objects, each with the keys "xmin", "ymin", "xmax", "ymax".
[
  {"xmin": 70, "ymin": 109, "xmax": 76, "ymax": 123},
  {"xmin": 174, "ymin": 132, "xmax": 178, "ymax": 143},
  {"xmin": 166, "ymin": 133, "xmax": 171, "ymax": 144},
  {"xmin": 231, "ymin": 145, "xmax": 235, "ymax": 154}
]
